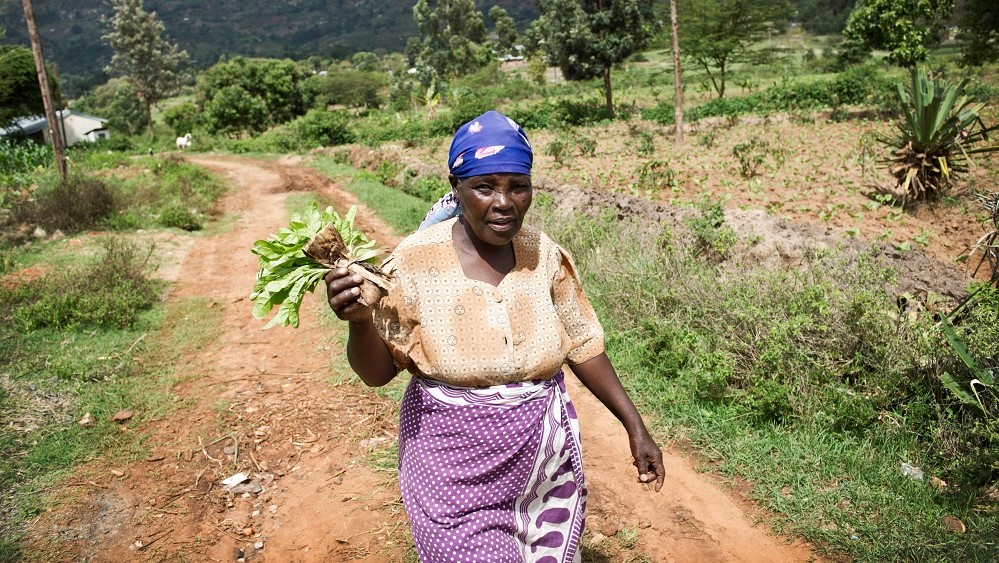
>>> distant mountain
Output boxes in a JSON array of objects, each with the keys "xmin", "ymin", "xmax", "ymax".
[{"xmin": 0, "ymin": 0, "xmax": 537, "ymax": 96}]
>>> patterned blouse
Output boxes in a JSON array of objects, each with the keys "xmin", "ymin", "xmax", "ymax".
[{"xmin": 373, "ymin": 217, "xmax": 605, "ymax": 387}]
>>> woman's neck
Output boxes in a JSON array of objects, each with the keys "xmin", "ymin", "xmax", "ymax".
[{"xmin": 453, "ymin": 218, "xmax": 515, "ymax": 285}]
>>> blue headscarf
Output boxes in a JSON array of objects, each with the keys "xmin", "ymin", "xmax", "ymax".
[{"xmin": 419, "ymin": 110, "xmax": 533, "ymax": 230}]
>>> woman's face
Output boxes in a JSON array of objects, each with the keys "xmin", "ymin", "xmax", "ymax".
[{"xmin": 450, "ymin": 173, "xmax": 532, "ymax": 246}]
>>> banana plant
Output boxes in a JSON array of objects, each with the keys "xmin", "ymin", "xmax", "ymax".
[{"xmin": 881, "ymin": 68, "xmax": 999, "ymax": 203}]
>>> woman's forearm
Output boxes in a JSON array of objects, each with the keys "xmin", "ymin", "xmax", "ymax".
[
  {"xmin": 570, "ymin": 352, "xmax": 648, "ymax": 435},
  {"xmin": 346, "ymin": 319, "xmax": 398, "ymax": 387}
]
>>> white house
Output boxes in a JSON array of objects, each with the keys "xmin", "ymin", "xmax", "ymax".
[{"xmin": 0, "ymin": 110, "xmax": 110, "ymax": 146}]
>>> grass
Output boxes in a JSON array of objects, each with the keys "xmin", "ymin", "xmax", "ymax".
[
  {"xmin": 0, "ymin": 150, "xmax": 227, "ymax": 556},
  {"xmin": 530, "ymin": 208, "xmax": 999, "ymax": 561},
  {"xmin": 309, "ymin": 157, "xmax": 427, "ymax": 234}
]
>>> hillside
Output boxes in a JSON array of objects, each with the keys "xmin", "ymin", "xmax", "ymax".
[{"xmin": 0, "ymin": 0, "xmax": 537, "ymax": 95}]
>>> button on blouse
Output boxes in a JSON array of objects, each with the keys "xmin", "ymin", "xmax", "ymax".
[{"xmin": 373, "ymin": 218, "xmax": 604, "ymax": 387}]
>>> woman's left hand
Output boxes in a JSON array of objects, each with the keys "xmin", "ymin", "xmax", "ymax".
[{"xmin": 629, "ymin": 429, "xmax": 665, "ymax": 492}]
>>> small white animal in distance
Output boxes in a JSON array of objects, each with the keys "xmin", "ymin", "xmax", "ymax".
[{"xmin": 176, "ymin": 133, "xmax": 192, "ymax": 149}]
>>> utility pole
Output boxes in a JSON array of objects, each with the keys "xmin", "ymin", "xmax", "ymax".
[
  {"xmin": 670, "ymin": 0, "xmax": 684, "ymax": 145},
  {"xmin": 22, "ymin": 0, "xmax": 68, "ymax": 180}
]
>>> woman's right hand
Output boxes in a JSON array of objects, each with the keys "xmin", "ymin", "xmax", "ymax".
[{"xmin": 325, "ymin": 268, "xmax": 374, "ymax": 323}]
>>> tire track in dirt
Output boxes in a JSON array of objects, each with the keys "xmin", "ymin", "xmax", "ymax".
[{"xmin": 25, "ymin": 155, "xmax": 814, "ymax": 563}]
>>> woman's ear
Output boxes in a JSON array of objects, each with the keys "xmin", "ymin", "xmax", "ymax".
[{"xmin": 448, "ymin": 174, "xmax": 459, "ymax": 191}]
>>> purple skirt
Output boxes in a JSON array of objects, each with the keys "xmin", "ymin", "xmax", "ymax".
[{"xmin": 398, "ymin": 372, "xmax": 586, "ymax": 563}]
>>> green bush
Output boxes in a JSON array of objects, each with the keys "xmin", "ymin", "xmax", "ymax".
[
  {"xmin": 163, "ymin": 102, "xmax": 199, "ymax": 137},
  {"xmin": 641, "ymin": 101, "xmax": 675, "ymax": 125},
  {"xmin": 832, "ymin": 65, "xmax": 893, "ymax": 106},
  {"xmin": 760, "ymin": 79, "xmax": 836, "ymax": 111},
  {"xmin": 688, "ymin": 95, "xmax": 762, "ymax": 122},
  {"xmin": 290, "ymin": 109, "xmax": 355, "ymax": 147},
  {"xmin": 509, "ymin": 98, "xmax": 615, "ymax": 130},
  {"xmin": 684, "ymin": 197, "xmax": 738, "ymax": 258},
  {"xmin": 157, "ymin": 203, "xmax": 202, "ymax": 231},
  {"xmin": 633, "ymin": 159, "xmax": 676, "ymax": 193},
  {"xmin": 0, "ymin": 237, "xmax": 159, "ymax": 331},
  {"xmin": 732, "ymin": 138, "xmax": 771, "ymax": 178},
  {"xmin": 400, "ymin": 172, "xmax": 451, "ymax": 202}
]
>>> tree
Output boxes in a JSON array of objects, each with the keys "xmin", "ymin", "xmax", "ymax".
[
  {"xmin": 202, "ymin": 85, "xmax": 269, "ymax": 138},
  {"xmin": 197, "ymin": 57, "xmax": 307, "ymax": 136},
  {"xmin": 0, "ymin": 44, "xmax": 59, "ymax": 127},
  {"xmin": 960, "ymin": 0, "xmax": 999, "ymax": 66},
  {"xmin": 534, "ymin": 0, "xmax": 655, "ymax": 114},
  {"xmin": 103, "ymin": 0, "xmax": 189, "ymax": 137},
  {"xmin": 676, "ymin": 0, "xmax": 792, "ymax": 99},
  {"xmin": 412, "ymin": 0, "xmax": 488, "ymax": 80},
  {"xmin": 489, "ymin": 5, "xmax": 519, "ymax": 54},
  {"xmin": 72, "ymin": 78, "xmax": 145, "ymax": 135},
  {"xmin": 843, "ymin": 0, "xmax": 953, "ymax": 67},
  {"xmin": 669, "ymin": 0, "xmax": 684, "ymax": 144}
]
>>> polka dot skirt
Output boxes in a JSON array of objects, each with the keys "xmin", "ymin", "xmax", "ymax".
[{"xmin": 399, "ymin": 372, "xmax": 586, "ymax": 562}]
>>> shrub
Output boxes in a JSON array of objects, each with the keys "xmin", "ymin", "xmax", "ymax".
[
  {"xmin": 544, "ymin": 129, "xmax": 597, "ymax": 166},
  {"xmin": 290, "ymin": 109, "xmax": 355, "ymax": 147},
  {"xmin": 157, "ymin": 203, "xmax": 202, "ymax": 231},
  {"xmin": 401, "ymin": 173, "xmax": 451, "ymax": 202},
  {"xmin": 641, "ymin": 101, "xmax": 675, "ymax": 125},
  {"xmin": 832, "ymin": 65, "xmax": 893, "ymax": 106},
  {"xmin": 508, "ymin": 98, "xmax": 615, "ymax": 130},
  {"xmin": 760, "ymin": 79, "xmax": 836, "ymax": 111},
  {"xmin": 20, "ymin": 175, "xmax": 117, "ymax": 232},
  {"xmin": 163, "ymin": 102, "xmax": 199, "ymax": 137},
  {"xmin": 732, "ymin": 138, "xmax": 771, "ymax": 178},
  {"xmin": 684, "ymin": 197, "xmax": 738, "ymax": 258},
  {"xmin": 0, "ymin": 237, "xmax": 159, "ymax": 330},
  {"xmin": 688, "ymin": 95, "xmax": 762, "ymax": 122},
  {"xmin": 633, "ymin": 159, "xmax": 676, "ymax": 194}
]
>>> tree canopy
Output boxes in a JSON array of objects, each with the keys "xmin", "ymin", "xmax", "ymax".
[
  {"xmin": 843, "ymin": 0, "xmax": 953, "ymax": 67},
  {"xmin": 103, "ymin": 0, "xmax": 189, "ymax": 136},
  {"xmin": 0, "ymin": 44, "xmax": 60, "ymax": 128},
  {"xmin": 488, "ymin": 5, "xmax": 519, "ymax": 55},
  {"xmin": 412, "ymin": 0, "xmax": 488, "ymax": 80},
  {"xmin": 533, "ymin": 0, "xmax": 655, "ymax": 114},
  {"xmin": 960, "ymin": 0, "xmax": 999, "ymax": 66},
  {"xmin": 197, "ymin": 57, "xmax": 308, "ymax": 137},
  {"xmin": 675, "ymin": 0, "xmax": 792, "ymax": 98}
]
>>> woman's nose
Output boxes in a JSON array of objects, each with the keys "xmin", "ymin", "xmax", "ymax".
[{"xmin": 492, "ymin": 189, "xmax": 513, "ymax": 209}]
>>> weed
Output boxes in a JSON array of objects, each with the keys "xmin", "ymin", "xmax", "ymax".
[
  {"xmin": 18, "ymin": 175, "xmax": 117, "ymax": 232},
  {"xmin": 633, "ymin": 160, "xmax": 677, "ymax": 194},
  {"xmin": 695, "ymin": 129, "xmax": 718, "ymax": 149},
  {"xmin": 545, "ymin": 130, "xmax": 597, "ymax": 167},
  {"xmin": 732, "ymin": 138, "xmax": 771, "ymax": 179},
  {"xmin": 0, "ymin": 236, "xmax": 160, "ymax": 331},
  {"xmin": 685, "ymin": 198, "xmax": 738, "ymax": 259},
  {"xmin": 158, "ymin": 203, "xmax": 203, "ymax": 231}
]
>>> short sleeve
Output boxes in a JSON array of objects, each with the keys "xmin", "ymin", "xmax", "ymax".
[
  {"xmin": 372, "ymin": 256, "xmax": 419, "ymax": 373},
  {"xmin": 551, "ymin": 245, "xmax": 605, "ymax": 365}
]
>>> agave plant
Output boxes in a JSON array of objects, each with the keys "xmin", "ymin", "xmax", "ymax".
[{"xmin": 881, "ymin": 68, "xmax": 999, "ymax": 203}]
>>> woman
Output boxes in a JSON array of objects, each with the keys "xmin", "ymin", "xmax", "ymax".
[{"xmin": 325, "ymin": 110, "xmax": 664, "ymax": 562}]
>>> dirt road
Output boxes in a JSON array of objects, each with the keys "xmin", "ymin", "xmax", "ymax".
[{"xmin": 26, "ymin": 156, "xmax": 814, "ymax": 562}]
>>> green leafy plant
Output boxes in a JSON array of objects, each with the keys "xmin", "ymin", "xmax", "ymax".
[
  {"xmin": 732, "ymin": 138, "xmax": 770, "ymax": 178},
  {"xmin": 250, "ymin": 203, "xmax": 389, "ymax": 329},
  {"xmin": 633, "ymin": 159, "xmax": 676, "ymax": 194},
  {"xmin": 881, "ymin": 68, "xmax": 999, "ymax": 203},
  {"xmin": 685, "ymin": 197, "xmax": 738, "ymax": 259},
  {"xmin": 545, "ymin": 130, "xmax": 597, "ymax": 167}
]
